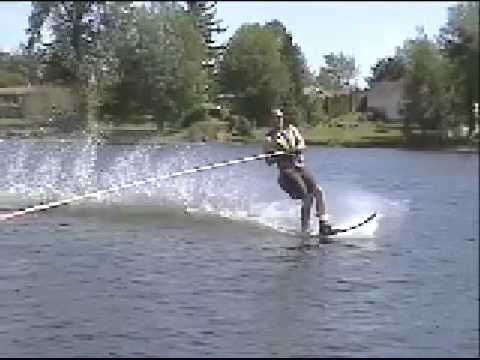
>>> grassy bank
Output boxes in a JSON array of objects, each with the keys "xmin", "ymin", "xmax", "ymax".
[
  {"xmin": 300, "ymin": 113, "xmax": 405, "ymax": 147},
  {"xmin": 249, "ymin": 113, "xmax": 478, "ymax": 149},
  {"xmin": 1, "ymin": 112, "xmax": 478, "ymax": 149},
  {"xmin": 153, "ymin": 112, "xmax": 405, "ymax": 147},
  {"xmin": 247, "ymin": 112, "xmax": 405, "ymax": 147}
]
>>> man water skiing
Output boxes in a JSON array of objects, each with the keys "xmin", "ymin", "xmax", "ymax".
[{"xmin": 263, "ymin": 108, "xmax": 333, "ymax": 236}]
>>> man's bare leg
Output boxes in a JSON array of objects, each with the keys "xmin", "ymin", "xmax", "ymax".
[
  {"xmin": 301, "ymin": 193, "xmax": 313, "ymax": 233},
  {"xmin": 313, "ymin": 185, "xmax": 332, "ymax": 235},
  {"xmin": 313, "ymin": 185, "xmax": 325, "ymax": 217}
]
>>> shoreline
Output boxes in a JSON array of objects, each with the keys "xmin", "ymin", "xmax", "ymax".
[{"xmin": 0, "ymin": 134, "xmax": 478, "ymax": 153}]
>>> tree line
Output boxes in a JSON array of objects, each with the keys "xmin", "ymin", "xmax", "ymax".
[
  {"xmin": 0, "ymin": 1, "xmax": 478, "ymax": 138},
  {"xmin": 366, "ymin": 1, "xmax": 478, "ymax": 137}
]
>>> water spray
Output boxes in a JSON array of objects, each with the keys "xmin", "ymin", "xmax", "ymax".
[{"xmin": 0, "ymin": 151, "xmax": 286, "ymax": 221}]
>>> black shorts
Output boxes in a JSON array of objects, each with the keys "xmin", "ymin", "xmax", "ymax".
[{"xmin": 278, "ymin": 167, "xmax": 317, "ymax": 200}]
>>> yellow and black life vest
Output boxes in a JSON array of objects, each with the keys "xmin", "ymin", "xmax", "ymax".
[{"xmin": 274, "ymin": 125, "xmax": 306, "ymax": 153}]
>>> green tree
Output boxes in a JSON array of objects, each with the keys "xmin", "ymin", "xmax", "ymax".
[
  {"xmin": 366, "ymin": 47, "xmax": 407, "ymax": 87},
  {"xmin": 98, "ymin": 2, "xmax": 145, "ymax": 122},
  {"xmin": 0, "ymin": 50, "xmax": 28, "ymax": 87},
  {"xmin": 403, "ymin": 28, "xmax": 455, "ymax": 139},
  {"xmin": 304, "ymin": 93, "xmax": 327, "ymax": 126},
  {"xmin": 303, "ymin": 64, "xmax": 317, "ymax": 88},
  {"xmin": 265, "ymin": 20, "xmax": 309, "ymax": 123},
  {"xmin": 315, "ymin": 68, "xmax": 336, "ymax": 92},
  {"xmin": 219, "ymin": 24, "xmax": 290, "ymax": 126},
  {"xmin": 27, "ymin": 1, "xmax": 111, "ymax": 131},
  {"xmin": 27, "ymin": 2, "xmax": 109, "ymax": 84},
  {"xmin": 319, "ymin": 52, "xmax": 359, "ymax": 90},
  {"xmin": 438, "ymin": 1, "xmax": 479, "ymax": 136},
  {"xmin": 100, "ymin": 3, "xmax": 207, "ymax": 129},
  {"xmin": 186, "ymin": 1, "xmax": 227, "ymax": 119}
]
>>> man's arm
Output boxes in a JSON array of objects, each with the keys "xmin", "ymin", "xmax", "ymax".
[{"xmin": 263, "ymin": 131, "xmax": 277, "ymax": 166}]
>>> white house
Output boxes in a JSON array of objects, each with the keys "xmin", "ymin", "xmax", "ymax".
[{"xmin": 366, "ymin": 79, "xmax": 406, "ymax": 121}]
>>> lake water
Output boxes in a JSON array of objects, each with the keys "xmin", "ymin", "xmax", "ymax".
[{"xmin": 0, "ymin": 140, "xmax": 478, "ymax": 357}]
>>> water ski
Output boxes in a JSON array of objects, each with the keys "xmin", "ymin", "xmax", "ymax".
[{"xmin": 311, "ymin": 212, "xmax": 377, "ymax": 238}]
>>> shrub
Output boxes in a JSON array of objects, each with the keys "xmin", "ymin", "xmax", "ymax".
[
  {"xmin": 182, "ymin": 107, "xmax": 207, "ymax": 128},
  {"xmin": 359, "ymin": 113, "xmax": 368, "ymax": 122},
  {"xmin": 374, "ymin": 124, "xmax": 389, "ymax": 133},
  {"xmin": 236, "ymin": 115, "xmax": 253, "ymax": 137}
]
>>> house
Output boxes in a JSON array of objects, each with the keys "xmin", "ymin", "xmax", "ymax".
[
  {"xmin": 0, "ymin": 86, "xmax": 77, "ymax": 123},
  {"xmin": 366, "ymin": 79, "xmax": 405, "ymax": 121}
]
